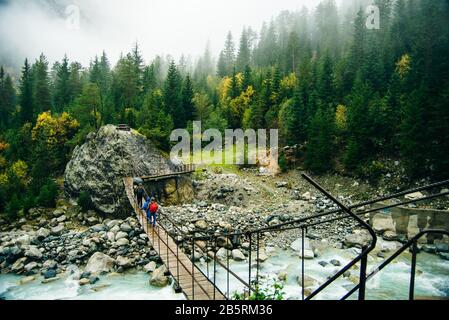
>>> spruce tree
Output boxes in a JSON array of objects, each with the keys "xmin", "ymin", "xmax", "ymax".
[{"xmin": 19, "ymin": 59, "xmax": 33, "ymax": 124}]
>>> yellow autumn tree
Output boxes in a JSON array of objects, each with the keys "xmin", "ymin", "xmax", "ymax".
[
  {"xmin": 396, "ymin": 54, "xmax": 411, "ymax": 79},
  {"xmin": 32, "ymin": 111, "xmax": 80, "ymax": 171},
  {"xmin": 335, "ymin": 105, "xmax": 347, "ymax": 132},
  {"xmin": 229, "ymin": 86, "xmax": 255, "ymax": 128}
]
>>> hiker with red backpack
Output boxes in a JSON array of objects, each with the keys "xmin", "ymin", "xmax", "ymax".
[{"xmin": 142, "ymin": 196, "xmax": 159, "ymax": 227}]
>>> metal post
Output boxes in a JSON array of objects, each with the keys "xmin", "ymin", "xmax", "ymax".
[
  {"xmin": 301, "ymin": 227, "xmax": 305, "ymax": 300},
  {"xmin": 177, "ymin": 238, "xmax": 180, "ymax": 288},
  {"xmin": 167, "ymin": 227, "xmax": 169, "ymax": 271},
  {"xmin": 227, "ymin": 236, "xmax": 230, "ymax": 299},
  {"xmin": 192, "ymin": 234, "xmax": 195, "ymax": 300},
  {"xmin": 248, "ymin": 233, "xmax": 252, "ymax": 296},
  {"xmin": 359, "ymin": 247, "xmax": 368, "ymax": 301},
  {"xmin": 409, "ymin": 241, "xmax": 418, "ymax": 300},
  {"xmin": 256, "ymin": 232, "xmax": 260, "ymax": 295},
  {"xmin": 214, "ymin": 236, "xmax": 217, "ymax": 300}
]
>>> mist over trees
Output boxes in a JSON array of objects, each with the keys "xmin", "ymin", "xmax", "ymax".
[{"xmin": 0, "ymin": 0, "xmax": 449, "ymax": 219}]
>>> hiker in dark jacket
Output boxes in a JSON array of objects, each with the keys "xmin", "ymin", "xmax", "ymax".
[{"xmin": 136, "ymin": 184, "xmax": 145, "ymax": 207}]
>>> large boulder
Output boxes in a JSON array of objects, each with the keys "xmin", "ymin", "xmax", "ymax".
[
  {"xmin": 64, "ymin": 125, "xmax": 171, "ymax": 216},
  {"xmin": 84, "ymin": 252, "xmax": 115, "ymax": 275},
  {"xmin": 149, "ymin": 265, "xmax": 169, "ymax": 287}
]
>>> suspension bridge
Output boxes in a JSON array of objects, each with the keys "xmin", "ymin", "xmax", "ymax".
[{"xmin": 123, "ymin": 169, "xmax": 449, "ymax": 301}]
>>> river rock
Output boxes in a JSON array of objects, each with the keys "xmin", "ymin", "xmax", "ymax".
[
  {"xmin": 116, "ymin": 256, "xmax": 132, "ymax": 268},
  {"xmin": 115, "ymin": 231, "xmax": 128, "ymax": 241},
  {"xmin": 405, "ymin": 192, "xmax": 424, "ymax": 200},
  {"xmin": 11, "ymin": 257, "xmax": 27, "ymax": 273},
  {"xmin": 120, "ymin": 223, "xmax": 132, "ymax": 233},
  {"xmin": 195, "ymin": 220, "xmax": 208, "ymax": 230},
  {"xmin": 232, "ymin": 249, "xmax": 246, "ymax": 261},
  {"xmin": 51, "ymin": 225, "xmax": 65, "ymax": 236},
  {"xmin": 297, "ymin": 275, "xmax": 319, "ymax": 288},
  {"xmin": 19, "ymin": 275, "xmax": 36, "ymax": 285},
  {"xmin": 216, "ymin": 248, "xmax": 230, "ymax": 261},
  {"xmin": 149, "ymin": 265, "xmax": 169, "ymax": 287},
  {"xmin": 64, "ymin": 125, "xmax": 172, "ymax": 217},
  {"xmin": 290, "ymin": 238, "xmax": 315, "ymax": 259},
  {"xmin": 36, "ymin": 228, "xmax": 50, "ymax": 240},
  {"xmin": 15, "ymin": 234, "xmax": 31, "ymax": 246},
  {"xmin": 24, "ymin": 261, "xmax": 38, "ymax": 272},
  {"xmin": 116, "ymin": 238, "xmax": 129, "ymax": 246},
  {"xmin": 84, "ymin": 252, "xmax": 115, "ymax": 275},
  {"xmin": 43, "ymin": 269, "xmax": 57, "ymax": 279},
  {"xmin": 25, "ymin": 246, "xmax": 43, "ymax": 260},
  {"xmin": 344, "ymin": 230, "xmax": 372, "ymax": 248},
  {"xmin": 143, "ymin": 261, "xmax": 157, "ymax": 273}
]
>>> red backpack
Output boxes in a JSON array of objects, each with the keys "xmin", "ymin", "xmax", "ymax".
[{"xmin": 149, "ymin": 202, "xmax": 158, "ymax": 214}]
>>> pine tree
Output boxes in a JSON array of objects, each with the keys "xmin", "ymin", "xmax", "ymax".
[
  {"xmin": 229, "ymin": 67, "xmax": 240, "ymax": 99},
  {"xmin": 53, "ymin": 55, "xmax": 71, "ymax": 112},
  {"xmin": 236, "ymin": 28, "xmax": 251, "ymax": 72},
  {"xmin": 181, "ymin": 74, "xmax": 195, "ymax": 125},
  {"xmin": 163, "ymin": 61, "xmax": 182, "ymax": 127},
  {"xmin": 0, "ymin": 67, "xmax": 16, "ymax": 128},
  {"xmin": 242, "ymin": 65, "xmax": 252, "ymax": 91},
  {"xmin": 305, "ymin": 107, "xmax": 334, "ymax": 173},
  {"xmin": 31, "ymin": 54, "xmax": 51, "ymax": 117},
  {"xmin": 19, "ymin": 59, "xmax": 33, "ymax": 124}
]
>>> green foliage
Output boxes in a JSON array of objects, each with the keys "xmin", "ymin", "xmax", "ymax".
[
  {"xmin": 305, "ymin": 107, "xmax": 335, "ymax": 174},
  {"xmin": 78, "ymin": 191, "xmax": 94, "ymax": 212},
  {"xmin": 278, "ymin": 153, "xmax": 288, "ymax": 173},
  {"xmin": 233, "ymin": 280, "xmax": 285, "ymax": 301},
  {"xmin": 35, "ymin": 179, "xmax": 58, "ymax": 208},
  {"xmin": 6, "ymin": 193, "xmax": 21, "ymax": 220}
]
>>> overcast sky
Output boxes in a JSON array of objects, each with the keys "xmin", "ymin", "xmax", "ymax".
[{"xmin": 0, "ymin": 0, "xmax": 337, "ymax": 69}]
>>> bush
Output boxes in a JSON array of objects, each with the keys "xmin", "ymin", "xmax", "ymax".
[
  {"xmin": 35, "ymin": 179, "xmax": 58, "ymax": 208},
  {"xmin": 6, "ymin": 193, "xmax": 21, "ymax": 220},
  {"xmin": 78, "ymin": 191, "xmax": 94, "ymax": 212},
  {"xmin": 278, "ymin": 153, "xmax": 288, "ymax": 173},
  {"xmin": 233, "ymin": 279, "xmax": 285, "ymax": 300}
]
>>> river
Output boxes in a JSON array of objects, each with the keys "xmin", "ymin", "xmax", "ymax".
[{"xmin": 1, "ymin": 244, "xmax": 448, "ymax": 300}]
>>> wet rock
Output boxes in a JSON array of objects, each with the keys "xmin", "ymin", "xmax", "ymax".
[
  {"xmin": 116, "ymin": 238, "xmax": 129, "ymax": 246},
  {"xmin": 25, "ymin": 246, "xmax": 43, "ymax": 260},
  {"xmin": 19, "ymin": 275, "xmax": 36, "ymax": 285},
  {"xmin": 84, "ymin": 252, "xmax": 115, "ymax": 275},
  {"xmin": 344, "ymin": 230, "xmax": 372, "ymax": 248},
  {"xmin": 297, "ymin": 275, "xmax": 319, "ymax": 288},
  {"xmin": 143, "ymin": 261, "xmax": 156, "ymax": 273},
  {"xmin": 116, "ymin": 256, "xmax": 132, "ymax": 268},
  {"xmin": 149, "ymin": 265, "xmax": 169, "ymax": 287},
  {"xmin": 330, "ymin": 259, "xmax": 341, "ymax": 267},
  {"xmin": 232, "ymin": 249, "xmax": 246, "ymax": 261},
  {"xmin": 43, "ymin": 269, "xmax": 57, "ymax": 279},
  {"xmin": 115, "ymin": 231, "xmax": 128, "ymax": 241}
]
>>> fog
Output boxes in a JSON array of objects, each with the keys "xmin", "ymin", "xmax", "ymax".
[{"xmin": 0, "ymin": 0, "xmax": 337, "ymax": 69}]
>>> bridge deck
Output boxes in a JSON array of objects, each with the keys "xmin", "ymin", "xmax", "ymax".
[{"xmin": 124, "ymin": 177, "xmax": 225, "ymax": 300}]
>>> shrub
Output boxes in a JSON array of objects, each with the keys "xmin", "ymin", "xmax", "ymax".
[
  {"xmin": 233, "ymin": 279, "xmax": 285, "ymax": 300},
  {"xmin": 278, "ymin": 153, "xmax": 288, "ymax": 173},
  {"xmin": 6, "ymin": 193, "xmax": 21, "ymax": 220},
  {"xmin": 36, "ymin": 179, "xmax": 58, "ymax": 208},
  {"xmin": 78, "ymin": 191, "xmax": 94, "ymax": 212}
]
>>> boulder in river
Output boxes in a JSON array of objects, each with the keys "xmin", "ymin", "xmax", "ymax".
[
  {"xmin": 149, "ymin": 265, "xmax": 169, "ymax": 287},
  {"xmin": 84, "ymin": 252, "xmax": 115, "ymax": 275},
  {"xmin": 64, "ymin": 125, "xmax": 171, "ymax": 217}
]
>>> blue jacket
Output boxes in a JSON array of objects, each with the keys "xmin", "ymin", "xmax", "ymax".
[{"xmin": 142, "ymin": 199, "xmax": 151, "ymax": 213}]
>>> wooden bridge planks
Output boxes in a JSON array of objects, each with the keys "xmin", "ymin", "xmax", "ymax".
[{"xmin": 123, "ymin": 177, "xmax": 226, "ymax": 300}]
